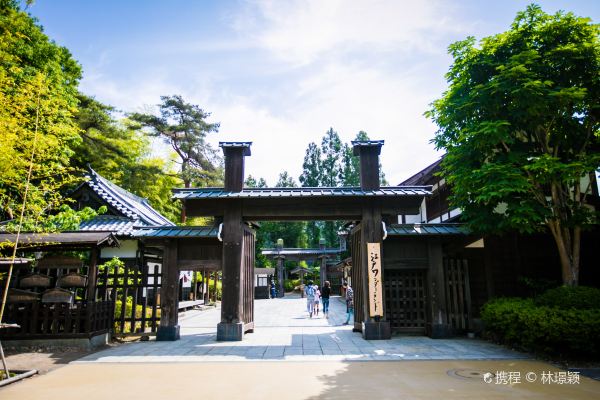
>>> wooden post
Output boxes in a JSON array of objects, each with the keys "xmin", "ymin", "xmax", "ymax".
[
  {"xmin": 217, "ymin": 142, "xmax": 251, "ymax": 341},
  {"xmin": 87, "ymin": 247, "xmax": 99, "ymax": 302},
  {"xmin": 353, "ymin": 140, "xmax": 390, "ymax": 339},
  {"xmin": 427, "ymin": 238, "xmax": 452, "ymax": 338},
  {"xmin": 276, "ymin": 256, "xmax": 285, "ymax": 298},
  {"xmin": 220, "ymin": 142, "xmax": 251, "ymax": 192},
  {"xmin": 359, "ymin": 201, "xmax": 390, "ymax": 339},
  {"xmin": 157, "ymin": 239, "xmax": 180, "ymax": 341},
  {"xmin": 319, "ymin": 240, "xmax": 327, "ymax": 287},
  {"xmin": 217, "ymin": 202, "xmax": 245, "ymax": 340},
  {"xmin": 319, "ymin": 255, "xmax": 327, "ymax": 288},
  {"xmin": 352, "ymin": 140, "xmax": 384, "ymax": 191},
  {"xmin": 213, "ymin": 271, "xmax": 218, "ymax": 302}
]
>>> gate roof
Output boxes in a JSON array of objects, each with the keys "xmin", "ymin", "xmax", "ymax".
[{"xmin": 174, "ymin": 186, "xmax": 431, "ymax": 220}]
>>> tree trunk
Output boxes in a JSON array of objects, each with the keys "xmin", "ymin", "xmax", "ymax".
[
  {"xmin": 547, "ymin": 220, "xmax": 579, "ymax": 286},
  {"xmin": 181, "ymin": 160, "xmax": 190, "ymax": 223}
]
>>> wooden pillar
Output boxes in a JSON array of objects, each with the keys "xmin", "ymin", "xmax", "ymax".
[
  {"xmin": 203, "ymin": 269, "xmax": 209, "ymax": 303},
  {"xmin": 213, "ymin": 271, "xmax": 218, "ymax": 302},
  {"xmin": 427, "ymin": 238, "xmax": 452, "ymax": 338},
  {"xmin": 217, "ymin": 202, "xmax": 245, "ymax": 341},
  {"xmin": 359, "ymin": 201, "xmax": 390, "ymax": 339},
  {"xmin": 276, "ymin": 256, "xmax": 285, "ymax": 298},
  {"xmin": 157, "ymin": 239, "xmax": 180, "ymax": 341},
  {"xmin": 300, "ymin": 271, "xmax": 304, "ymax": 298},
  {"xmin": 319, "ymin": 255, "xmax": 327, "ymax": 288},
  {"xmin": 87, "ymin": 247, "xmax": 99, "ymax": 302},
  {"xmin": 217, "ymin": 142, "xmax": 251, "ymax": 341},
  {"xmin": 353, "ymin": 140, "xmax": 390, "ymax": 339}
]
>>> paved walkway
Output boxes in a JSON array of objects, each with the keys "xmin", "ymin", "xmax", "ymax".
[
  {"xmin": 75, "ymin": 295, "xmax": 526, "ymax": 363},
  {"xmin": 4, "ymin": 360, "xmax": 600, "ymax": 400},
  {"xmin": 4, "ymin": 295, "xmax": 600, "ymax": 399}
]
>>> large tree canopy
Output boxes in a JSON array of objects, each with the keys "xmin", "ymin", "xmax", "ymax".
[
  {"xmin": 130, "ymin": 95, "xmax": 223, "ymax": 189},
  {"xmin": 72, "ymin": 95, "xmax": 182, "ymax": 222},
  {"xmin": 0, "ymin": 3, "xmax": 82, "ymax": 225},
  {"xmin": 299, "ymin": 129, "xmax": 387, "ymax": 247},
  {"xmin": 427, "ymin": 4, "xmax": 600, "ymax": 286}
]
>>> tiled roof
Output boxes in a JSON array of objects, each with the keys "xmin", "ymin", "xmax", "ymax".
[
  {"xmin": 219, "ymin": 142, "xmax": 252, "ymax": 155},
  {"xmin": 399, "ymin": 157, "xmax": 443, "ymax": 186},
  {"xmin": 387, "ymin": 223, "xmax": 469, "ymax": 236},
  {"xmin": 0, "ymin": 231, "xmax": 119, "ymax": 249},
  {"xmin": 79, "ymin": 215, "xmax": 136, "ymax": 236},
  {"xmin": 173, "ymin": 186, "xmax": 431, "ymax": 200},
  {"xmin": 133, "ymin": 226, "xmax": 219, "ymax": 238},
  {"xmin": 83, "ymin": 168, "xmax": 174, "ymax": 227},
  {"xmin": 351, "ymin": 140, "xmax": 385, "ymax": 147}
]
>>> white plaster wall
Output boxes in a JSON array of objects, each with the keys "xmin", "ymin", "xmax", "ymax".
[{"xmin": 100, "ymin": 239, "xmax": 138, "ymax": 258}]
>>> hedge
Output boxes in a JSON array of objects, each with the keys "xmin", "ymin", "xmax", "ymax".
[
  {"xmin": 535, "ymin": 286, "xmax": 600, "ymax": 310},
  {"xmin": 481, "ymin": 297, "xmax": 600, "ymax": 357}
]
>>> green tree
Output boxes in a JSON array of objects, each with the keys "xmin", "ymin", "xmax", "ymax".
[
  {"xmin": 320, "ymin": 128, "xmax": 344, "ymax": 186},
  {"xmin": 299, "ymin": 142, "xmax": 322, "ymax": 187},
  {"xmin": 0, "ymin": 3, "xmax": 83, "ymax": 225},
  {"xmin": 260, "ymin": 171, "xmax": 307, "ymax": 248},
  {"xmin": 275, "ymin": 171, "xmax": 296, "ymax": 188},
  {"xmin": 341, "ymin": 130, "xmax": 389, "ymax": 186},
  {"xmin": 129, "ymin": 95, "xmax": 223, "ymax": 189},
  {"xmin": 245, "ymin": 175, "xmax": 267, "ymax": 188},
  {"xmin": 71, "ymin": 95, "xmax": 181, "ymax": 222},
  {"xmin": 427, "ymin": 5, "xmax": 600, "ymax": 286}
]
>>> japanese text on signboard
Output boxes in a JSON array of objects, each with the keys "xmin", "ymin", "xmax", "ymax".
[{"xmin": 367, "ymin": 242, "xmax": 383, "ymax": 317}]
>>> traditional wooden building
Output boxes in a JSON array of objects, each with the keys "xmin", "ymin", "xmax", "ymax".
[
  {"xmin": 0, "ymin": 231, "xmax": 119, "ymax": 348},
  {"xmin": 390, "ymin": 158, "xmax": 600, "ymax": 335}
]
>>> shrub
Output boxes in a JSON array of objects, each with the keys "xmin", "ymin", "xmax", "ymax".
[
  {"xmin": 481, "ymin": 297, "xmax": 600, "ymax": 357},
  {"xmin": 535, "ymin": 286, "xmax": 600, "ymax": 310},
  {"xmin": 284, "ymin": 279, "xmax": 300, "ymax": 292},
  {"xmin": 114, "ymin": 297, "xmax": 160, "ymax": 334}
]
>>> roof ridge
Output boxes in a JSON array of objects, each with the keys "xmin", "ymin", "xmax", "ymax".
[{"xmin": 86, "ymin": 168, "xmax": 174, "ymax": 226}]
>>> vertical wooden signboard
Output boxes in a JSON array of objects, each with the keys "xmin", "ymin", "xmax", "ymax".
[{"xmin": 367, "ymin": 242, "xmax": 383, "ymax": 317}]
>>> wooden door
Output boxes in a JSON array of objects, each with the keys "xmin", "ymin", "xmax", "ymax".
[{"xmin": 384, "ymin": 269, "xmax": 427, "ymax": 334}]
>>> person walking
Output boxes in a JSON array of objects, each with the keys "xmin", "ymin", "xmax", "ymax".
[
  {"xmin": 343, "ymin": 282, "xmax": 354, "ymax": 325},
  {"xmin": 304, "ymin": 281, "xmax": 315, "ymax": 317},
  {"xmin": 270, "ymin": 281, "xmax": 276, "ymax": 299},
  {"xmin": 313, "ymin": 285, "xmax": 321, "ymax": 316},
  {"xmin": 321, "ymin": 281, "xmax": 331, "ymax": 318}
]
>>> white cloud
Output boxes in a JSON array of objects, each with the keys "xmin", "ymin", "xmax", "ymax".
[
  {"xmin": 77, "ymin": 0, "xmax": 464, "ymax": 186},
  {"xmin": 236, "ymin": 0, "xmax": 465, "ymax": 65}
]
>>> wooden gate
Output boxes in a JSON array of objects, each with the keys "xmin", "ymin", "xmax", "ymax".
[
  {"xmin": 384, "ymin": 269, "xmax": 427, "ymax": 334},
  {"xmin": 241, "ymin": 226, "xmax": 255, "ymax": 329},
  {"xmin": 96, "ymin": 246, "xmax": 162, "ymax": 335},
  {"xmin": 444, "ymin": 258, "xmax": 472, "ymax": 332}
]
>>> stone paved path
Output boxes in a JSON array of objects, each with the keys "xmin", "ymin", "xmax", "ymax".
[{"xmin": 75, "ymin": 294, "xmax": 527, "ymax": 363}]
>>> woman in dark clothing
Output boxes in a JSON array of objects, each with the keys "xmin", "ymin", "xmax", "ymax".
[{"xmin": 321, "ymin": 281, "xmax": 331, "ymax": 318}]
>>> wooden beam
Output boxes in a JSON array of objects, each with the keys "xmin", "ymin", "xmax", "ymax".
[{"xmin": 184, "ymin": 197, "xmax": 422, "ymax": 219}]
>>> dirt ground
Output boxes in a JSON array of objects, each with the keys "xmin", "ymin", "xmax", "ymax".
[
  {"xmin": 4, "ymin": 347, "xmax": 102, "ymax": 375},
  {"xmin": 2, "ymin": 360, "xmax": 600, "ymax": 400}
]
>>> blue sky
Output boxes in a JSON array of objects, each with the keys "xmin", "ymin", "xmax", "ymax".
[{"xmin": 25, "ymin": 0, "xmax": 599, "ymax": 186}]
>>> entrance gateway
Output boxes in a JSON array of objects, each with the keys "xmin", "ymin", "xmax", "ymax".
[{"xmin": 159, "ymin": 140, "xmax": 451, "ymax": 341}]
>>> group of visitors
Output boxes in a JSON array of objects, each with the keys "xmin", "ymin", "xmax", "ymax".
[
  {"xmin": 303, "ymin": 280, "xmax": 354, "ymax": 325},
  {"xmin": 304, "ymin": 280, "xmax": 331, "ymax": 318}
]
